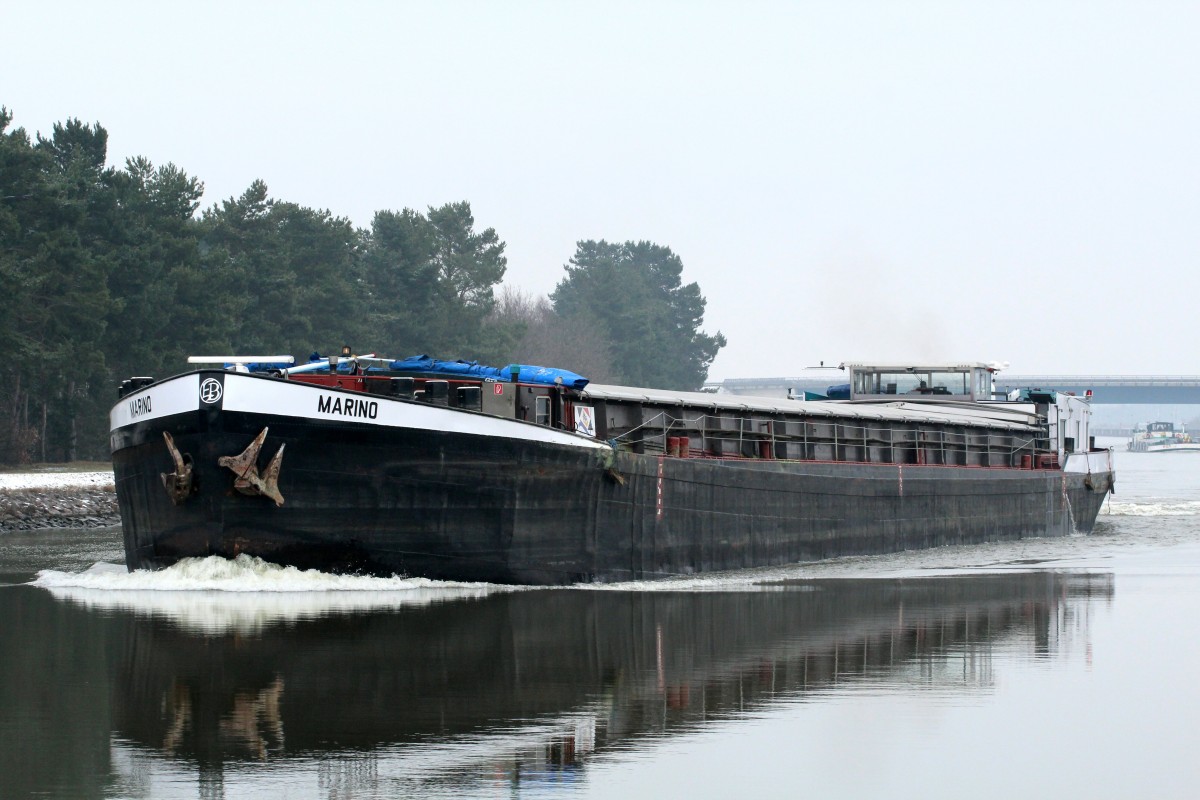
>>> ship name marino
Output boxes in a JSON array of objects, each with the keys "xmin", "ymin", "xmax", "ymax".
[{"xmin": 317, "ymin": 394, "xmax": 378, "ymax": 419}]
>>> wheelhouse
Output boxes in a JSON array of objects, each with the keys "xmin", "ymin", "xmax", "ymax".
[{"xmin": 846, "ymin": 363, "xmax": 996, "ymax": 402}]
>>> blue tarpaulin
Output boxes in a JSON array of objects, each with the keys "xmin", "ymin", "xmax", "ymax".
[
  {"xmin": 385, "ymin": 355, "xmax": 589, "ymax": 390},
  {"xmin": 247, "ymin": 352, "xmax": 590, "ymax": 389}
]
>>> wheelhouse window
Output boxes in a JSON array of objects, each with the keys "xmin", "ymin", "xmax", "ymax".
[
  {"xmin": 975, "ymin": 368, "xmax": 991, "ymax": 399},
  {"xmin": 849, "ymin": 366, "xmax": 983, "ymax": 401},
  {"xmin": 535, "ymin": 395, "xmax": 551, "ymax": 426}
]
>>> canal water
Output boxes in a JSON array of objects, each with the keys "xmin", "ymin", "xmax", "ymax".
[{"xmin": 2, "ymin": 439, "xmax": 1198, "ymax": 799}]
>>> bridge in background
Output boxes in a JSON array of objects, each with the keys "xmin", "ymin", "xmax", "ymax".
[{"xmin": 995, "ymin": 376, "xmax": 1200, "ymax": 404}]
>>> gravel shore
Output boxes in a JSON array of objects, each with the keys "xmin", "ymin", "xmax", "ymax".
[{"xmin": 0, "ymin": 470, "xmax": 119, "ymax": 532}]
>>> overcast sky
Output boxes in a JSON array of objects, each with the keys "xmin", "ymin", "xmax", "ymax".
[{"xmin": 6, "ymin": 1, "xmax": 1197, "ymax": 379}]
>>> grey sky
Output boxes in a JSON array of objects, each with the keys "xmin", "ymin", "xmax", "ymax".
[{"xmin": 6, "ymin": 1, "xmax": 1197, "ymax": 379}]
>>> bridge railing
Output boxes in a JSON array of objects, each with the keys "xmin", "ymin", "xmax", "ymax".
[{"xmin": 1000, "ymin": 376, "xmax": 1200, "ymax": 387}]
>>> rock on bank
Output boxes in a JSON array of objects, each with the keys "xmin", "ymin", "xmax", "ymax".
[{"xmin": 0, "ymin": 470, "xmax": 118, "ymax": 532}]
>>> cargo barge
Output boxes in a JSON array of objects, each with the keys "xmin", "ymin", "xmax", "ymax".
[{"xmin": 110, "ymin": 355, "xmax": 1114, "ymax": 584}]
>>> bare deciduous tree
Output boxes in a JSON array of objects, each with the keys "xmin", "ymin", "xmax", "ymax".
[{"xmin": 491, "ymin": 287, "xmax": 618, "ymax": 383}]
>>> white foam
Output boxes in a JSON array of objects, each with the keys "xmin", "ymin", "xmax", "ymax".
[
  {"xmin": 581, "ymin": 571, "xmax": 804, "ymax": 592},
  {"xmin": 0, "ymin": 470, "xmax": 114, "ymax": 491},
  {"xmin": 31, "ymin": 555, "xmax": 506, "ymax": 633},
  {"xmin": 1104, "ymin": 500, "xmax": 1200, "ymax": 517},
  {"xmin": 32, "ymin": 553, "xmax": 502, "ymax": 593}
]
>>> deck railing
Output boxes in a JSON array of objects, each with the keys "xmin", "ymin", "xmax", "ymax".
[{"xmin": 607, "ymin": 410, "xmax": 1046, "ymax": 468}]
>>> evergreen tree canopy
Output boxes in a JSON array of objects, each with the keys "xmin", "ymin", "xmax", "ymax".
[
  {"xmin": 0, "ymin": 107, "xmax": 730, "ymax": 462},
  {"xmin": 104, "ymin": 156, "xmax": 205, "ymax": 381},
  {"xmin": 0, "ymin": 112, "xmax": 115, "ymax": 460},
  {"xmin": 361, "ymin": 201, "xmax": 507, "ymax": 360},
  {"xmin": 197, "ymin": 180, "xmax": 364, "ymax": 355},
  {"xmin": 551, "ymin": 240, "xmax": 725, "ymax": 390}
]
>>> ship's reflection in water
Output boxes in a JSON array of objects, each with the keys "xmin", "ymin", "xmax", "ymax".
[{"xmin": 42, "ymin": 570, "xmax": 1111, "ymax": 797}]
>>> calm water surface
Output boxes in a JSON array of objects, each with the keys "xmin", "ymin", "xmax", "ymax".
[{"xmin": 2, "ymin": 440, "xmax": 1199, "ymax": 799}]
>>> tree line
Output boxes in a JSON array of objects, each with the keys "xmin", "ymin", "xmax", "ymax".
[{"xmin": 0, "ymin": 108, "xmax": 725, "ymax": 463}]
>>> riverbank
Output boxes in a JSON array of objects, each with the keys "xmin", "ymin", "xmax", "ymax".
[{"xmin": 0, "ymin": 467, "xmax": 118, "ymax": 532}]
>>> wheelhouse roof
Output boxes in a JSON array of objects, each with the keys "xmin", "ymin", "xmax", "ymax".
[
  {"xmin": 843, "ymin": 363, "xmax": 996, "ymax": 372},
  {"xmin": 578, "ymin": 383, "xmax": 1039, "ymax": 431}
]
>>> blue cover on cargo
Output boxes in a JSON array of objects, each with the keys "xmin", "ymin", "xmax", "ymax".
[
  {"xmin": 386, "ymin": 355, "xmax": 590, "ymax": 390},
  {"xmin": 825, "ymin": 383, "xmax": 851, "ymax": 399},
  {"xmin": 227, "ymin": 361, "xmax": 294, "ymax": 372}
]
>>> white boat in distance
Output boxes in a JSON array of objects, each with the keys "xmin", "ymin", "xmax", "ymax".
[{"xmin": 1127, "ymin": 422, "xmax": 1200, "ymax": 453}]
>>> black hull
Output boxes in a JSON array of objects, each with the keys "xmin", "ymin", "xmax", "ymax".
[{"xmin": 112, "ymin": 373, "xmax": 1114, "ymax": 584}]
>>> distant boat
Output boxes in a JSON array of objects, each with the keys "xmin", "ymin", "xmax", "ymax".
[{"xmin": 1127, "ymin": 421, "xmax": 1200, "ymax": 453}]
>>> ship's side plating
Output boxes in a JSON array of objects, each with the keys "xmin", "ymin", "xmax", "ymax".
[{"xmin": 111, "ymin": 369, "xmax": 1114, "ymax": 584}]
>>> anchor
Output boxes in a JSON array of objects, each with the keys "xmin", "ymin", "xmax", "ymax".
[
  {"xmin": 160, "ymin": 431, "xmax": 195, "ymax": 504},
  {"xmin": 597, "ymin": 444, "xmax": 626, "ymax": 486},
  {"xmin": 217, "ymin": 427, "xmax": 286, "ymax": 506}
]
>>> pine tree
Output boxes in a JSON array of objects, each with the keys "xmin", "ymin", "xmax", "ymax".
[{"xmin": 551, "ymin": 240, "xmax": 725, "ymax": 390}]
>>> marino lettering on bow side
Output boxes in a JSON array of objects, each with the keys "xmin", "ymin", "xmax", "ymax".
[
  {"xmin": 317, "ymin": 394, "xmax": 379, "ymax": 420},
  {"xmin": 128, "ymin": 395, "xmax": 152, "ymax": 418}
]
